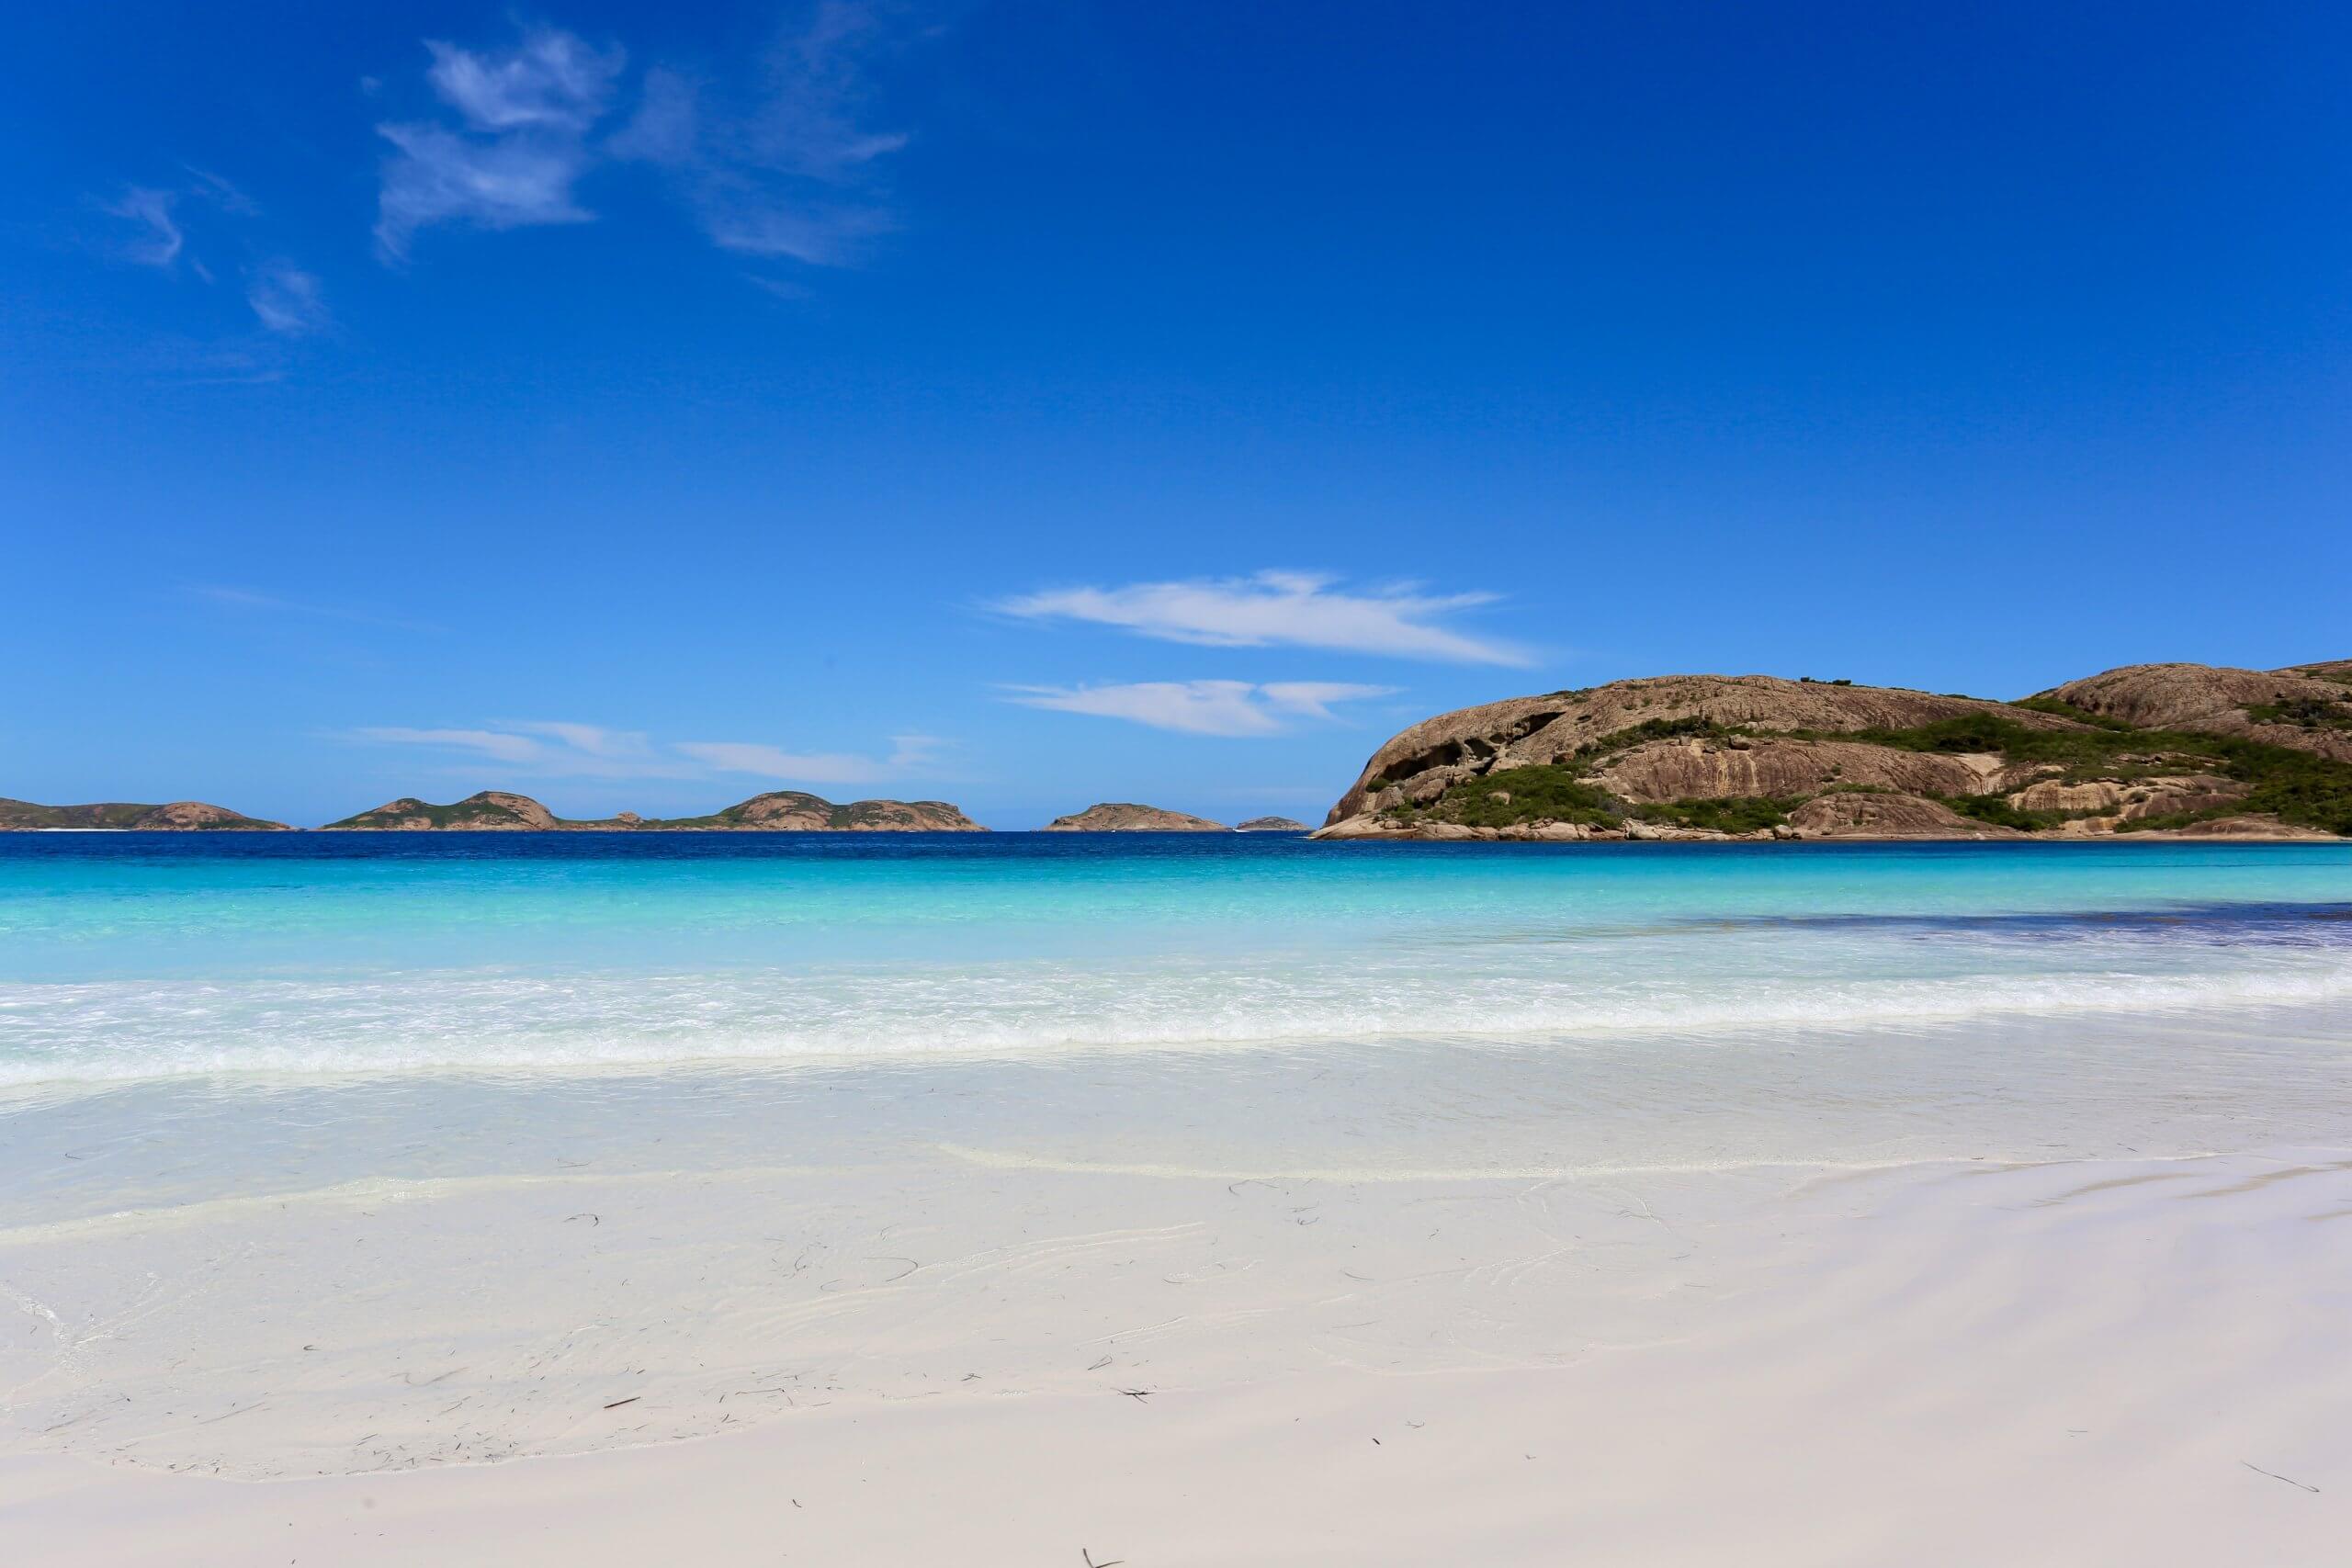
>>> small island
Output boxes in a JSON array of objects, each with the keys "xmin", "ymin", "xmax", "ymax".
[
  {"xmin": 321, "ymin": 790, "xmax": 986, "ymax": 831},
  {"xmin": 1236, "ymin": 816, "xmax": 1308, "ymax": 832},
  {"xmin": 0, "ymin": 798, "xmax": 290, "ymax": 831},
  {"xmin": 1041, "ymin": 803, "xmax": 1228, "ymax": 832}
]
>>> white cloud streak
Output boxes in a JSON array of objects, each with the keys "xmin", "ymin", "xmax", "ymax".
[
  {"xmin": 376, "ymin": 8, "xmax": 908, "ymax": 271},
  {"xmin": 1004, "ymin": 680, "xmax": 1397, "ymax": 738},
  {"xmin": 999, "ymin": 571, "xmax": 1528, "ymax": 666},
  {"xmin": 425, "ymin": 30, "xmax": 622, "ymax": 131},
  {"xmin": 102, "ymin": 186, "xmax": 184, "ymax": 267},
  {"xmin": 375, "ymin": 27, "xmax": 625, "ymax": 257},
  {"xmin": 99, "ymin": 176, "xmax": 330, "ymax": 338},
  {"xmin": 352, "ymin": 727, "xmax": 549, "ymax": 765},
  {"xmin": 244, "ymin": 261, "xmax": 331, "ymax": 335},
  {"xmin": 187, "ymin": 583, "xmax": 438, "ymax": 633},
  {"xmin": 611, "ymin": 4, "xmax": 907, "ymax": 267},
  {"xmin": 350, "ymin": 720, "xmax": 944, "ymax": 784}
]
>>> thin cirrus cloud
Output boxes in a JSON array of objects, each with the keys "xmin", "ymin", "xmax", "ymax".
[
  {"xmin": 96, "ymin": 175, "xmax": 329, "ymax": 336},
  {"xmin": 1004, "ymin": 681, "xmax": 1398, "ymax": 738},
  {"xmin": 350, "ymin": 721, "xmax": 944, "ymax": 784},
  {"xmin": 675, "ymin": 734, "xmax": 942, "ymax": 784},
  {"xmin": 187, "ymin": 583, "xmax": 442, "ymax": 633},
  {"xmin": 243, "ymin": 261, "xmax": 331, "ymax": 336},
  {"xmin": 101, "ymin": 186, "xmax": 185, "ymax": 267},
  {"xmin": 997, "ymin": 571, "xmax": 1530, "ymax": 666},
  {"xmin": 376, "ymin": 8, "xmax": 907, "ymax": 270}
]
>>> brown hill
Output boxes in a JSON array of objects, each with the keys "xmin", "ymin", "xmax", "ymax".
[
  {"xmin": 1316, "ymin": 666, "xmax": 2352, "ymax": 842},
  {"xmin": 2040, "ymin": 662, "xmax": 2352, "ymax": 762},
  {"xmin": 1042, "ymin": 803, "xmax": 1228, "ymax": 832},
  {"xmin": 662, "ymin": 793, "xmax": 985, "ymax": 831},
  {"xmin": 322, "ymin": 791, "xmax": 562, "ymax": 830},
  {"xmin": 0, "ymin": 797, "xmax": 290, "ymax": 831}
]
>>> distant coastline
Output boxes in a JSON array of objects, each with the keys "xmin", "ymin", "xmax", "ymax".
[{"xmin": 10, "ymin": 658, "xmax": 2345, "ymax": 841}]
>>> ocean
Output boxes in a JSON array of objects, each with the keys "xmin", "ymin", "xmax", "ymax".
[{"xmin": 4, "ymin": 833, "xmax": 2348, "ymax": 1085}]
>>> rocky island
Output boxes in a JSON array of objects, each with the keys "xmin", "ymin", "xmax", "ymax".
[
  {"xmin": 1236, "ymin": 816, "xmax": 1309, "ymax": 832},
  {"xmin": 321, "ymin": 790, "xmax": 985, "ymax": 831},
  {"xmin": 1042, "ymin": 803, "xmax": 1228, "ymax": 832},
  {"xmin": 0, "ymin": 798, "xmax": 290, "ymax": 831},
  {"xmin": 1315, "ymin": 660, "xmax": 2352, "ymax": 842}
]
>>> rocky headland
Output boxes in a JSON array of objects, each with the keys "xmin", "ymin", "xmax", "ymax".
[
  {"xmin": 1314, "ymin": 660, "xmax": 2352, "ymax": 842},
  {"xmin": 1042, "ymin": 803, "xmax": 1228, "ymax": 832},
  {"xmin": 0, "ymin": 798, "xmax": 290, "ymax": 831}
]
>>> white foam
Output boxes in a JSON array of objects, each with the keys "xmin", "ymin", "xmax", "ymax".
[{"xmin": 4, "ymin": 957, "xmax": 2349, "ymax": 1088}]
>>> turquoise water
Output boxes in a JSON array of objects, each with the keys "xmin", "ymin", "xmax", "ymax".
[{"xmin": 2, "ymin": 834, "xmax": 2347, "ymax": 1087}]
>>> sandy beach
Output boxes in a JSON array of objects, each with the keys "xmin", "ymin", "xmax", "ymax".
[{"xmin": 6, "ymin": 1140, "xmax": 2348, "ymax": 1564}]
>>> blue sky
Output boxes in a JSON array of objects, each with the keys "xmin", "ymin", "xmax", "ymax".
[{"xmin": 5, "ymin": 2, "xmax": 2347, "ymax": 828}]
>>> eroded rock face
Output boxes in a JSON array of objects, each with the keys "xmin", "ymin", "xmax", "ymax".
[
  {"xmin": 1785, "ymin": 793, "xmax": 2021, "ymax": 840},
  {"xmin": 2042, "ymin": 663, "xmax": 2352, "ymax": 762},
  {"xmin": 1042, "ymin": 803, "xmax": 1228, "ymax": 832},
  {"xmin": 1325, "ymin": 675, "xmax": 2074, "ymax": 824},
  {"xmin": 1592, "ymin": 737, "xmax": 1998, "ymax": 804}
]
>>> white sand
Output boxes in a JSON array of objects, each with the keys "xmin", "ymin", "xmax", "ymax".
[{"xmin": 6, "ymin": 1145, "xmax": 2348, "ymax": 1564}]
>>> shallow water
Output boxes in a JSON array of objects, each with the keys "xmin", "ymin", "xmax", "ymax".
[{"xmin": 3, "ymin": 834, "xmax": 2347, "ymax": 1083}]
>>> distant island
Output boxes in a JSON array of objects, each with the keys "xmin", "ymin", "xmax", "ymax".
[
  {"xmin": 1316, "ymin": 660, "xmax": 2352, "ymax": 841},
  {"xmin": 320, "ymin": 790, "xmax": 986, "ymax": 831},
  {"xmin": 0, "ymin": 790, "xmax": 983, "ymax": 833},
  {"xmin": 0, "ymin": 798, "xmax": 291, "ymax": 831},
  {"xmin": 1236, "ymin": 817, "xmax": 1309, "ymax": 832},
  {"xmin": 1042, "ymin": 803, "xmax": 1228, "ymax": 832}
]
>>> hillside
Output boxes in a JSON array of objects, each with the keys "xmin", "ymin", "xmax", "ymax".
[
  {"xmin": 1316, "ymin": 662, "xmax": 2352, "ymax": 842},
  {"xmin": 0, "ymin": 797, "xmax": 291, "ymax": 831},
  {"xmin": 644, "ymin": 792, "xmax": 985, "ymax": 831},
  {"xmin": 321, "ymin": 790, "xmax": 984, "ymax": 831},
  {"xmin": 1042, "ymin": 803, "xmax": 1228, "ymax": 832}
]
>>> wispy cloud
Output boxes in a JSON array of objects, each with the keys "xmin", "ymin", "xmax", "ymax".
[
  {"xmin": 998, "ymin": 571, "xmax": 1528, "ymax": 666},
  {"xmin": 350, "ymin": 720, "xmax": 944, "ymax": 784},
  {"xmin": 426, "ymin": 29, "xmax": 623, "ymax": 132},
  {"xmin": 1004, "ymin": 680, "xmax": 1397, "ymax": 738},
  {"xmin": 612, "ymin": 3, "xmax": 908, "ymax": 267},
  {"xmin": 352, "ymin": 727, "xmax": 550, "ymax": 765},
  {"xmin": 101, "ymin": 186, "xmax": 185, "ymax": 267},
  {"xmin": 376, "ymin": 7, "xmax": 911, "ymax": 273},
  {"xmin": 96, "ymin": 175, "xmax": 330, "ymax": 337},
  {"xmin": 187, "ymin": 584, "xmax": 441, "ymax": 634},
  {"xmin": 375, "ymin": 26, "xmax": 625, "ymax": 258},
  {"xmin": 244, "ymin": 261, "xmax": 331, "ymax": 336}
]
